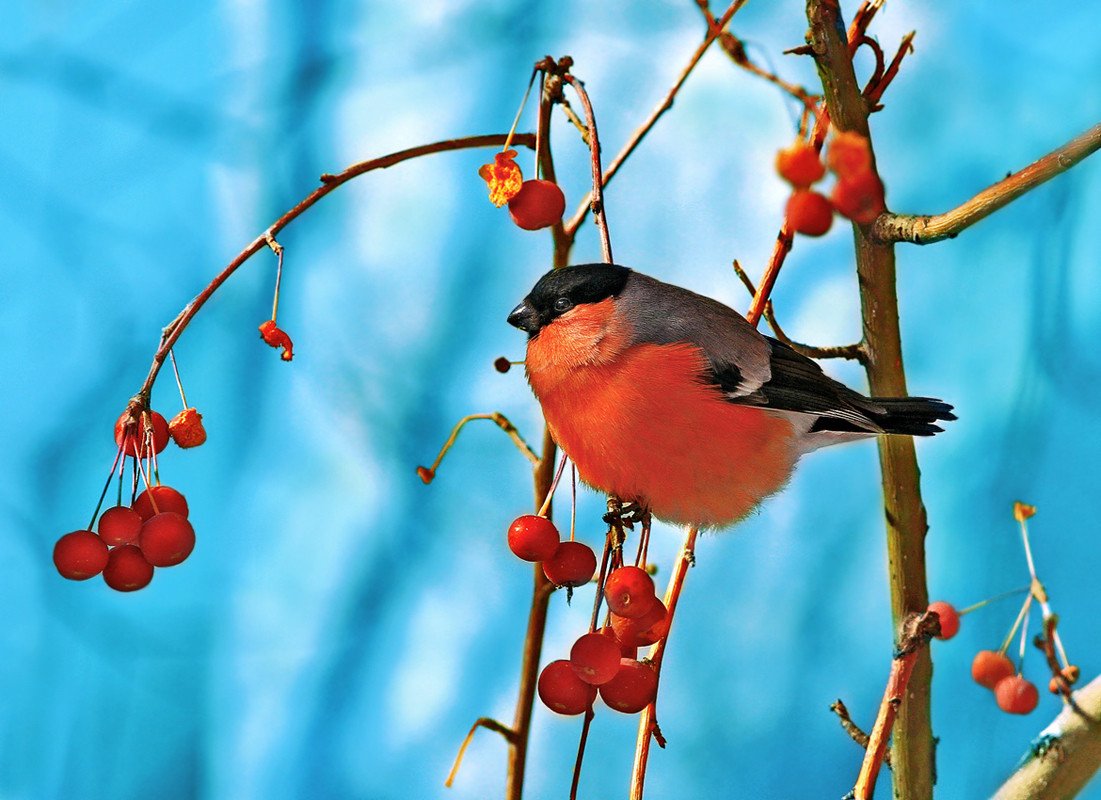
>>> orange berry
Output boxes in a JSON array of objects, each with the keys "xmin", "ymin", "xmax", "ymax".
[
  {"xmin": 971, "ymin": 650, "xmax": 1015, "ymax": 689},
  {"xmin": 831, "ymin": 171, "xmax": 885, "ymax": 224},
  {"xmin": 827, "ymin": 131, "xmax": 873, "ymax": 179},
  {"xmin": 508, "ymin": 180, "xmax": 565, "ymax": 230},
  {"xmin": 928, "ymin": 601, "xmax": 960, "ymax": 639},
  {"xmin": 786, "ymin": 190, "xmax": 834, "ymax": 237},
  {"xmin": 775, "ymin": 141, "xmax": 826, "ymax": 188},
  {"xmin": 995, "ymin": 675, "xmax": 1039, "ymax": 715},
  {"xmin": 168, "ymin": 407, "xmax": 207, "ymax": 448}
]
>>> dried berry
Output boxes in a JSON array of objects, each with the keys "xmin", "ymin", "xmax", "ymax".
[
  {"xmin": 259, "ymin": 320, "xmax": 294, "ymax": 361},
  {"xmin": 168, "ymin": 407, "xmax": 207, "ymax": 448},
  {"xmin": 478, "ymin": 149, "xmax": 524, "ymax": 207}
]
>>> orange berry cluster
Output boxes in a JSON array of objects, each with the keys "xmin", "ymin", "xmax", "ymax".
[
  {"xmin": 775, "ymin": 131, "xmax": 886, "ymax": 237},
  {"xmin": 52, "ymin": 408, "xmax": 204, "ymax": 592},
  {"xmin": 506, "ymin": 515, "xmax": 664, "ymax": 717},
  {"xmin": 479, "ymin": 150, "xmax": 565, "ymax": 231}
]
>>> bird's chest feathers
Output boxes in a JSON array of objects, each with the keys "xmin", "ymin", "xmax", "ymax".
[{"xmin": 524, "ymin": 299, "xmax": 631, "ymax": 396}]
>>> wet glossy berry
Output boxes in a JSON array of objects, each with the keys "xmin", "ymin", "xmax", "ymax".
[
  {"xmin": 570, "ymin": 632, "xmax": 622, "ymax": 686},
  {"xmin": 827, "ymin": 131, "xmax": 873, "ymax": 179},
  {"xmin": 103, "ymin": 545, "xmax": 155, "ymax": 592},
  {"xmin": 604, "ymin": 566, "xmax": 657, "ymax": 619},
  {"xmin": 508, "ymin": 180, "xmax": 565, "ymax": 231},
  {"xmin": 115, "ymin": 410, "xmax": 169, "ymax": 457},
  {"xmin": 831, "ymin": 171, "xmax": 885, "ymax": 224},
  {"xmin": 97, "ymin": 505, "xmax": 143, "ymax": 546},
  {"xmin": 538, "ymin": 659, "xmax": 596, "ymax": 715},
  {"xmin": 971, "ymin": 650, "xmax": 1015, "ymax": 690},
  {"xmin": 995, "ymin": 675, "xmax": 1039, "ymax": 715},
  {"xmin": 543, "ymin": 541, "xmax": 597, "ymax": 587},
  {"xmin": 786, "ymin": 190, "xmax": 834, "ymax": 236},
  {"xmin": 507, "ymin": 515, "xmax": 559, "ymax": 562},
  {"xmin": 776, "ymin": 141, "xmax": 826, "ymax": 188},
  {"xmin": 599, "ymin": 659, "xmax": 658, "ymax": 714},
  {"xmin": 132, "ymin": 485, "xmax": 189, "ymax": 522},
  {"xmin": 611, "ymin": 598, "xmax": 670, "ymax": 648},
  {"xmin": 928, "ymin": 601, "xmax": 960, "ymax": 640},
  {"xmin": 139, "ymin": 512, "xmax": 195, "ymax": 567},
  {"xmin": 53, "ymin": 530, "xmax": 110, "ymax": 580},
  {"xmin": 168, "ymin": 407, "xmax": 207, "ymax": 448}
]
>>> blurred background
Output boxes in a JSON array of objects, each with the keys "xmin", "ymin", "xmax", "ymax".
[{"xmin": 4, "ymin": 1, "xmax": 1101, "ymax": 798}]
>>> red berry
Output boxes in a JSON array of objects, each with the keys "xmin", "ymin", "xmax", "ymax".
[
  {"xmin": 611, "ymin": 598, "xmax": 670, "ymax": 648},
  {"xmin": 599, "ymin": 659, "xmax": 658, "ymax": 714},
  {"xmin": 786, "ymin": 190, "xmax": 834, "ymax": 237},
  {"xmin": 928, "ymin": 601, "xmax": 960, "ymax": 640},
  {"xmin": 508, "ymin": 180, "xmax": 565, "ymax": 231},
  {"xmin": 139, "ymin": 512, "xmax": 195, "ymax": 567},
  {"xmin": 604, "ymin": 566, "xmax": 657, "ymax": 619},
  {"xmin": 132, "ymin": 485, "xmax": 189, "ymax": 522},
  {"xmin": 830, "ymin": 171, "xmax": 885, "ymax": 224},
  {"xmin": 971, "ymin": 650, "xmax": 1015, "ymax": 690},
  {"xmin": 507, "ymin": 515, "xmax": 559, "ymax": 562},
  {"xmin": 827, "ymin": 131, "xmax": 873, "ymax": 179},
  {"xmin": 543, "ymin": 541, "xmax": 597, "ymax": 587},
  {"xmin": 600, "ymin": 626, "xmax": 638, "ymax": 659},
  {"xmin": 569, "ymin": 632, "xmax": 622, "ymax": 686},
  {"xmin": 97, "ymin": 505, "xmax": 143, "ymax": 546},
  {"xmin": 168, "ymin": 407, "xmax": 207, "ymax": 448},
  {"xmin": 53, "ymin": 530, "xmax": 110, "ymax": 580},
  {"xmin": 538, "ymin": 659, "xmax": 596, "ymax": 715},
  {"xmin": 995, "ymin": 675, "xmax": 1039, "ymax": 715},
  {"xmin": 114, "ymin": 410, "xmax": 170, "ymax": 457},
  {"xmin": 102, "ymin": 545, "xmax": 155, "ymax": 592},
  {"xmin": 775, "ymin": 141, "xmax": 826, "ymax": 188}
]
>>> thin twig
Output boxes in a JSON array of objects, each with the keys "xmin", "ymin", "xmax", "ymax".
[
  {"xmin": 563, "ymin": 74, "xmax": 614, "ymax": 263},
  {"xmin": 873, "ymin": 122, "xmax": 1101, "ymax": 245},
  {"xmin": 569, "ymin": 707, "xmax": 596, "ymax": 800},
  {"xmin": 564, "ymin": 0, "xmax": 746, "ymax": 237},
  {"xmin": 865, "ymin": 32, "xmax": 916, "ymax": 110},
  {"xmin": 133, "ymin": 133, "xmax": 536, "ymax": 402},
  {"xmin": 445, "ymin": 717, "xmax": 517, "ymax": 788},
  {"xmin": 831, "ymin": 699, "xmax": 891, "ymax": 768},
  {"xmin": 417, "ymin": 412, "xmax": 540, "ymax": 484}
]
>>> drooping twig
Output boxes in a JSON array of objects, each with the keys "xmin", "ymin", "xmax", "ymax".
[
  {"xmin": 133, "ymin": 133, "xmax": 536, "ymax": 403},
  {"xmin": 629, "ymin": 526, "xmax": 699, "ymax": 800},
  {"xmin": 445, "ymin": 717, "xmax": 517, "ymax": 788},
  {"xmin": 564, "ymin": 0, "xmax": 746, "ymax": 237},
  {"xmin": 417, "ymin": 412, "xmax": 540, "ymax": 484},
  {"xmin": 873, "ymin": 121, "xmax": 1101, "ymax": 245}
]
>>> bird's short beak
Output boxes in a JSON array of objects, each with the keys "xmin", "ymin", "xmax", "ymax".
[{"xmin": 507, "ymin": 300, "xmax": 540, "ymax": 333}]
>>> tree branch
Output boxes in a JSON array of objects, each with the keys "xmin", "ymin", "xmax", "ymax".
[
  {"xmin": 993, "ymin": 674, "xmax": 1101, "ymax": 800},
  {"xmin": 873, "ymin": 121, "xmax": 1101, "ymax": 245}
]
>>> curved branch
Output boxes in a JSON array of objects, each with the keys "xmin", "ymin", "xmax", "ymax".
[
  {"xmin": 873, "ymin": 121, "xmax": 1101, "ymax": 245},
  {"xmin": 993, "ymin": 675, "xmax": 1101, "ymax": 800},
  {"xmin": 134, "ymin": 132, "xmax": 536, "ymax": 401}
]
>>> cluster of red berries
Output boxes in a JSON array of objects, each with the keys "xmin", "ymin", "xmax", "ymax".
[
  {"xmin": 775, "ymin": 130, "xmax": 886, "ymax": 237},
  {"xmin": 479, "ymin": 150, "xmax": 565, "ymax": 231},
  {"xmin": 507, "ymin": 515, "xmax": 597, "ymax": 588},
  {"xmin": 52, "ymin": 408, "xmax": 204, "ymax": 592}
]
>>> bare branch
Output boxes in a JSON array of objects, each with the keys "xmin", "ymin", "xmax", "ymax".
[{"xmin": 445, "ymin": 717, "xmax": 517, "ymax": 789}]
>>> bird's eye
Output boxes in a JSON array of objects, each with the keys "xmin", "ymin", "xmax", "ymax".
[{"xmin": 553, "ymin": 296, "xmax": 572, "ymax": 312}]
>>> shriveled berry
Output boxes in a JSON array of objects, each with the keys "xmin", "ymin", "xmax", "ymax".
[
  {"xmin": 53, "ymin": 530, "xmax": 109, "ymax": 580},
  {"xmin": 775, "ymin": 141, "xmax": 826, "ymax": 188},
  {"xmin": 543, "ymin": 541, "xmax": 597, "ymax": 587},
  {"xmin": 604, "ymin": 566, "xmax": 657, "ymax": 619},
  {"xmin": 972, "ymin": 650, "xmax": 1015, "ymax": 690},
  {"xmin": 478, "ymin": 149, "xmax": 523, "ymax": 207},
  {"xmin": 132, "ymin": 485, "xmax": 189, "ymax": 522},
  {"xmin": 827, "ymin": 131, "xmax": 873, "ymax": 179},
  {"xmin": 259, "ymin": 320, "xmax": 294, "ymax": 361},
  {"xmin": 570, "ymin": 632, "xmax": 622, "ymax": 686},
  {"xmin": 599, "ymin": 659, "xmax": 658, "ymax": 714},
  {"xmin": 831, "ymin": 171, "xmax": 885, "ymax": 224},
  {"xmin": 416, "ymin": 466, "xmax": 435, "ymax": 484},
  {"xmin": 786, "ymin": 190, "xmax": 834, "ymax": 236},
  {"xmin": 494, "ymin": 357, "xmax": 512, "ymax": 373},
  {"xmin": 611, "ymin": 598, "xmax": 670, "ymax": 648},
  {"xmin": 139, "ymin": 512, "xmax": 195, "ymax": 567},
  {"xmin": 102, "ymin": 545, "xmax": 155, "ymax": 592},
  {"xmin": 115, "ymin": 410, "xmax": 170, "ymax": 457},
  {"xmin": 508, "ymin": 180, "xmax": 565, "ymax": 231},
  {"xmin": 995, "ymin": 675, "xmax": 1039, "ymax": 715},
  {"xmin": 507, "ymin": 515, "xmax": 559, "ymax": 562},
  {"xmin": 168, "ymin": 407, "xmax": 207, "ymax": 448},
  {"xmin": 97, "ymin": 505, "xmax": 143, "ymax": 546},
  {"xmin": 538, "ymin": 660, "xmax": 596, "ymax": 715},
  {"xmin": 928, "ymin": 601, "xmax": 960, "ymax": 640}
]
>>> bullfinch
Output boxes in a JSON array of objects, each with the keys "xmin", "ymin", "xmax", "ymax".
[{"xmin": 507, "ymin": 263, "xmax": 954, "ymax": 529}]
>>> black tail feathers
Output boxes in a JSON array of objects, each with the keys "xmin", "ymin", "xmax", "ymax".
[{"xmin": 867, "ymin": 396, "xmax": 957, "ymax": 436}]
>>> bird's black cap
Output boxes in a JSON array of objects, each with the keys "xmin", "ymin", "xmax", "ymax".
[{"xmin": 507, "ymin": 263, "xmax": 631, "ymax": 335}]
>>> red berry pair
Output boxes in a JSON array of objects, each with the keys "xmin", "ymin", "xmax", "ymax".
[{"xmin": 506, "ymin": 515, "xmax": 596, "ymax": 587}]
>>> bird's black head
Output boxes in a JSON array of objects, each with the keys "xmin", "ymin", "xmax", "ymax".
[{"xmin": 507, "ymin": 263, "xmax": 632, "ymax": 335}]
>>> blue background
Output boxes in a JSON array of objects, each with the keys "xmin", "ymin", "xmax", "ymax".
[{"xmin": 4, "ymin": 2, "xmax": 1101, "ymax": 798}]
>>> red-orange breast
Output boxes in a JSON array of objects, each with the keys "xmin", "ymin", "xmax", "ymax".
[{"xmin": 507, "ymin": 264, "xmax": 954, "ymax": 529}]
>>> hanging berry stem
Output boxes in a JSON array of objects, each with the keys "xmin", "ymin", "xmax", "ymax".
[
  {"xmin": 958, "ymin": 586, "xmax": 1030, "ymax": 616},
  {"xmin": 999, "ymin": 594, "xmax": 1034, "ymax": 656},
  {"xmin": 86, "ymin": 445, "xmax": 125, "ymax": 530},
  {"xmin": 536, "ymin": 453, "xmax": 569, "ymax": 518},
  {"xmin": 569, "ymin": 706, "xmax": 596, "ymax": 800},
  {"xmin": 168, "ymin": 350, "xmax": 188, "ymax": 408},
  {"xmin": 417, "ymin": 412, "xmax": 539, "ymax": 484},
  {"xmin": 266, "ymin": 235, "xmax": 285, "ymax": 323},
  {"xmin": 562, "ymin": 73, "xmax": 613, "ymax": 264}
]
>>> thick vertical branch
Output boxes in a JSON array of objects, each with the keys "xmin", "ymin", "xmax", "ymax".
[{"xmin": 806, "ymin": 2, "xmax": 934, "ymax": 798}]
